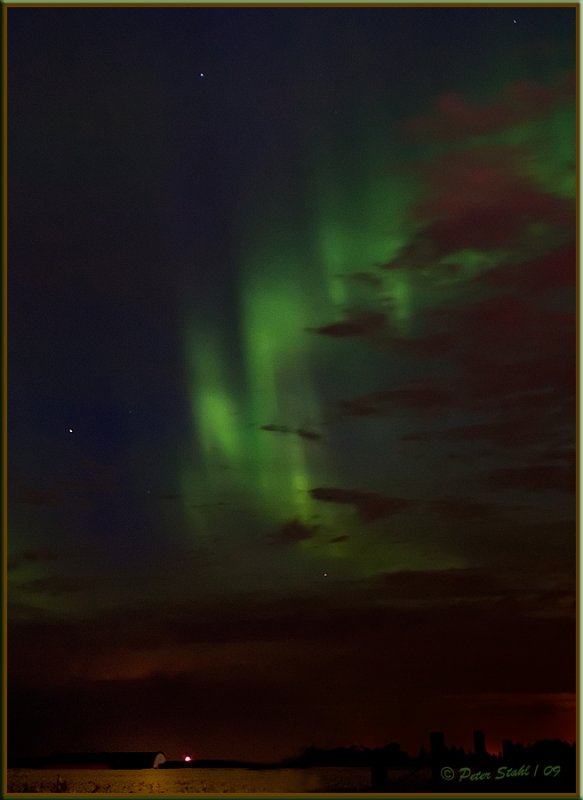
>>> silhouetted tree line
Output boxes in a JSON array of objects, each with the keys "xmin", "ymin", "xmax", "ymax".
[
  {"xmin": 280, "ymin": 736, "xmax": 576, "ymax": 792},
  {"xmin": 503, "ymin": 737, "xmax": 575, "ymax": 763},
  {"xmin": 283, "ymin": 737, "xmax": 575, "ymax": 770}
]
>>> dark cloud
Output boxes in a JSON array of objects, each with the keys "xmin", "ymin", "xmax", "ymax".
[
  {"xmin": 8, "ymin": 535, "xmax": 575, "ymax": 758},
  {"xmin": 365, "ymin": 567, "xmax": 504, "ymax": 602},
  {"xmin": 428, "ymin": 497, "xmax": 497, "ymax": 520},
  {"xmin": 445, "ymin": 183, "xmax": 571, "ymax": 248},
  {"xmin": 424, "ymin": 206, "xmax": 526, "ymax": 252},
  {"xmin": 337, "ymin": 397, "xmax": 383, "ymax": 417},
  {"xmin": 346, "ymin": 271, "xmax": 383, "ymax": 289},
  {"xmin": 364, "ymin": 131, "xmax": 574, "ymax": 501},
  {"xmin": 310, "ymin": 487, "xmax": 412, "ymax": 522},
  {"xmin": 339, "ymin": 385, "xmax": 451, "ymax": 418},
  {"xmin": 12, "ymin": 462, "xmax": 124, "ymax": 513},
  {"xmin": 401, "ymin": 431, "xmax": 433, "ymax": 442},
  {"xmin": 9, "ymin": 570, "xmax": 575, "ymax": 699},
  {"xmin": 55, "ymin": 460, "xmax": 122, "ymax": 494},
  {"xmin": 8, "ymin": 548, "xmax": 59, "ymax": 572},
  {"xmin": 446, "ymin": 417, "xmax": 548, "ymax": 448},
  {"xmin": 56, "ymin": 478, "xmax": 112, "ymax": 493},
  {"xmin": 404, "ymin": 71, "xmax": 574, "ymax": 140},
  {"xmin": 260, "ymin": 425, "xmax": 322, "ymax": 442},
  {"xmin": 9, "ymin": 571, "xmax": 575, "ymax": 684},
  {"xmin": 295, "ymin": 428, "xmax": 322, "ymax": 441},
  {"xmin": 15, "ymin": 575, "xmax": 87, "ymax": 597},
  {"xmin": 13, "ymin": 489, "xmax": 61, "ymax": 507},
  {"xmin": 485, "ymin": 464, "xmax": 575, "ymax": 493},
  {"xmin": 270, "ymin": 519, "xmax": 318, "ymax": 546},
  {"xmin": 312, "ymin": 311, "xmax": 386, "ymax": 338},
  {"xmin": 386, "ymin": 333, "xmax": 457, "ymax": 359},
  {"xmin": 473, "ymin": 243, "xmax": 575, "ymax": 294},
  {"xmin": 430, "ymin": 330, "xmax": 573, "ymax": 457},
  {"xmin": 432, "ymin": 296, "xmax": 572, "ymax": 352},
  {"xmin": 383, "ymin": 145, "xmax": 574, "ymax": 293},
  {"xmin": 260, "ymin": 424, "xmax": 291, "ymax": 434},
  {"xmin": 420, "ymin": 297, "xmax": 575, "ymax": 452},
  {"xmin": 462, "ymin": 518, "xmax": 575, "ymax": 571},
  {"xmin": 538, "ymin": 446, "xmax": 575, "ymax": 465},
  {"xmin": 373, "ymin": 386, "xmax": 451, "ymax": 409}
]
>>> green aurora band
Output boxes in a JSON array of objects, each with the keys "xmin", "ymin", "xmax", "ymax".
[{"xmin": 179, "ymin": 87, "xmax": 574, "ymax": 579}]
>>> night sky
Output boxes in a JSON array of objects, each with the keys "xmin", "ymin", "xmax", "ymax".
[{"xmin": 8, "ymin": 5, "xmax": 576, "ymax": 762}]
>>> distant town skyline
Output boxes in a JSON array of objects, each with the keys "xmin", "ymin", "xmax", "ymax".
[{"xmin": 7, "ymin": 4, "xmax": 576, "ymax": 762}]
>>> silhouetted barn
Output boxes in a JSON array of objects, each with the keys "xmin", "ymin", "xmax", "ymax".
[{"xmin": 46, "ymin": 752, "xmax": 166, "ymax": 769}]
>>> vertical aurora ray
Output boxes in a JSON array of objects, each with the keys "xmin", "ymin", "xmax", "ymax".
[
  {"xmin": 179, "ymin": 86, "xmax": 425, "ymax": 547},
  {"xmin": 304, "ymin": 117, "xmax": 421, "ymax": 335},
  {"xmin": 180, "ymin": 229, "xmax": 330, "ymax": 531},
  {"xmin": 186, "ymin": 330, "xmax": 242, "ymax": 466},
  {"xmin": 180, "ymin": 323, "xmax": 246, "ymax": 538},
  {"xmin": 238, "ymin": 224, "xmax": 329, "ymax": 523}
]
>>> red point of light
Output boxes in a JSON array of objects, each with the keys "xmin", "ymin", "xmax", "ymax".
[{"xmin": 184, "ymin": 756, "xmax": 192, "ymax": 762}]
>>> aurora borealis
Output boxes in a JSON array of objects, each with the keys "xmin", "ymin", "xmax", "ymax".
[{"xmin": 7, "ymin": 4, "xmax": 576, "ymax": 764}]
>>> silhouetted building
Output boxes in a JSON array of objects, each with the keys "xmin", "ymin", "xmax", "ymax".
[
  {"xmin": 429, "ymin": 732, "xmax": 446, "ymax": 787},
  {"xmin": 45, "ymin": 752, "xmax": 166, "ymax": 769},
  {"xmin": 473, "ymin": 730, "xmax": 486, "ymax": 758},
  {"xmin": 429, "ymin": 732, "xmax": 445, "ymax": 757}
]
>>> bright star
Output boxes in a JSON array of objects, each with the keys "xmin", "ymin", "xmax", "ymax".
[
  {"xmin": 68, "ymin": 428, "xmax": 73, "ymax": 433},
  {"xmin": 199, "ymin": 72, "xmax": 205, "ymax": 78}
]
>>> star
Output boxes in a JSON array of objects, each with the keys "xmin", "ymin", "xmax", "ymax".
[
  {"xmin": 68, "ymin": 428, "xmax": 73, "ymax": 433},
  {"xmin": 199, "ymin": 72, "xmax": 205, "ymax": 78}
]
